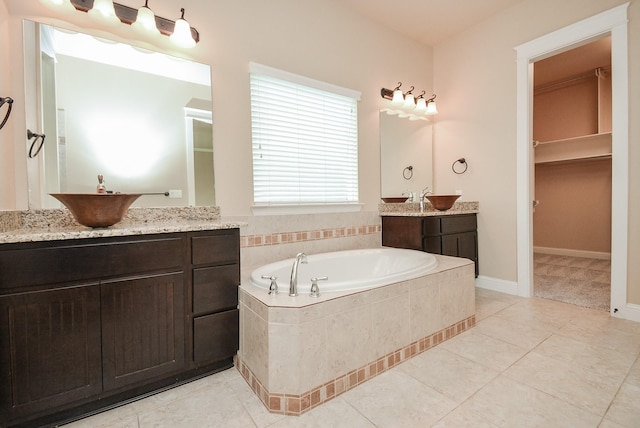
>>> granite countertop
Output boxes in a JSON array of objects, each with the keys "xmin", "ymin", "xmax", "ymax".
[
  {"xmin": 378, "ymin": 201, "xmax": 479, "ymax": 217},
  {"xmin": 0, "ymin": 206, "xmax": 246, "ymax": 244}
]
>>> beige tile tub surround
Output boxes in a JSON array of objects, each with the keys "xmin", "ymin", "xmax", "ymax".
[{"xmin": 237, "ymin": 255, "xmax": 475, "ymax": 416}]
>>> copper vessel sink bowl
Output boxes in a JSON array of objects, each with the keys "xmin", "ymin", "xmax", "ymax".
[
  {"xmin": 426, "ymin": 194, "xmax": 461, "ymax": 211},
  {"xmin": 381, "ymin": 197, "xmax": 408, "ymax": 203},
  {"xmin": 50, "ymin": 193, "xmax": 142, "ymax": 228}
]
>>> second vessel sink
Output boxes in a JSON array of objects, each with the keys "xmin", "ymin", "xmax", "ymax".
[
  {"xmin": 426, "ymin": 194, "xmax": 461, "ymax": 211},
  {"xmin": 50, "ymin": 193, "xmax": 142, "ymax": 228}
]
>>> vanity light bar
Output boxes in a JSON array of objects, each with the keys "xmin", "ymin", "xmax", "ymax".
[
  {"xmin": 69, "ymin": 0, "xmax": 200, "ymax": 43},
  {"xmin": 381, "ymin": 82, "xmax": 438, "ymax": 119}
]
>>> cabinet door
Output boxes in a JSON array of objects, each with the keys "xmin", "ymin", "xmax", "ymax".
[
  {"xmin": 0, "ymin": 285, "xmax": 102, "ymax": 424},
  {"xmin": 101, "ymin": 272, "xmax": 185, "ymax": 391},
  {"xmin": 442, "ymin": 232, "xmax": 478, "ymax": 275},
  {"xmin": 382, "ymin": 217, "xmax": 423, "ymax": 250}
]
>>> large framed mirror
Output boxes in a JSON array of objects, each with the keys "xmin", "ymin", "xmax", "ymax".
[
  {"xmin": 23, "ymin": 20, "xmax": 214, "ymax": 209},
  {"xmin": 380, "ymin": 113, "xmax": 433, "ymax": 201}
]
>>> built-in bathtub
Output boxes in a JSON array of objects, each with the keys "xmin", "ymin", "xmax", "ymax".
[
  {"xmin": 250, "ymin": 247, "xmax": 438, "ymax": 294},
  {"xmin": 237, "ymin": 248, "xmax": 476, "ymax": 416}
]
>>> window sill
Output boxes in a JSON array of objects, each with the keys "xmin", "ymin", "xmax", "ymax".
[{"xmin": 251, "ymin": 203, "xmax": 363, "ymax": 216}]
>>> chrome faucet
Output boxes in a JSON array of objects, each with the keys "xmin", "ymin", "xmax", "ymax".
[
  {"xmin": 419, "ymin": 186, "xmax": 430, "ymax": 212},
  {"xmin": 289, "ymin": 252, "xmax": 308, "ymax": 296}
]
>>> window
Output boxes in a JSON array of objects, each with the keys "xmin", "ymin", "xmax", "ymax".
[{"xmin": 250, "ymin": 63, "xmax": 360, "ymax": 209}]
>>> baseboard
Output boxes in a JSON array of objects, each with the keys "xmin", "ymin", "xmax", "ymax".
[
  {"xmin": 475, "ymin": 275, "xmax": 519, "ymax": 296},
  {"xmin": 533, "ymin": 246, "xmax": 611, "ymax": 260},
  {"xmin": 616, "ymin": 303, "xmax": 640, "ymax": 323}
]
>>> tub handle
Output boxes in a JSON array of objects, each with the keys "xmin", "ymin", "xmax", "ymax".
[
  {"xmin": 262, "ymin": 275, "xmax": 279, "ymax": 295},
  {"xmin": 310, "ymin": 276, "xmax": 328, "ymax": 298}
]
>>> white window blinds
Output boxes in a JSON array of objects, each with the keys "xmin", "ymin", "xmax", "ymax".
[{"xmin": 250, "ymin": 63, "xmax": 360, "ymax": 206}]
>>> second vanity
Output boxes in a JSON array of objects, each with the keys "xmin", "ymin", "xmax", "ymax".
[
  {"xmin": 380, "ymin": 201, "xmax": 479, "ymax": 276},
  {"xmin": 0, "ymin": 208, "xmax": 243, "ymax": 428}
]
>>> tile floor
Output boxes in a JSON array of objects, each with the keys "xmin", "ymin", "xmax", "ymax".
[{"xmin": 63, "ymin": 288, "xmax": 640, "ymax": 428}]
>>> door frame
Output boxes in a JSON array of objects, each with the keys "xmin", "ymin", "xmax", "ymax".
[{"xmin": 515, "ymin": 3, "xmax": 630, "ymax": 319}]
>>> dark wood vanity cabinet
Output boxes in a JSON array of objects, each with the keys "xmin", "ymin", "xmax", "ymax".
[
  {"xmin": 0, "ymin": 228, "xmax": 240, "ymax": 427},
  {"xmin": 382, "ymin": 214, "xmax": 479, "ymax": 276}
]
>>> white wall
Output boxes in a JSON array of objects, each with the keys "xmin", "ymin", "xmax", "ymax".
[
  {"xmin": 4, "ymin": 0, "xmax": 638, "ymax": 305},
  {"xmin": 0, "ymin": 0, "xmax": 432, "ymax": 275},
  {"xmin": 0, "ymin": 0, "xmax": 434, "ymax": 215},
  {"xmin": 433, "ymin": 0, "xmax": 640, "ymax": 303}
]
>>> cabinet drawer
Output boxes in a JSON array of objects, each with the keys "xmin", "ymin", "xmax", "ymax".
[
  {"xmin": 0, "ymin": 236, "xmax": 183, "ymax": 292},
  {"xmin": 193, "ymin": 265, "xmax": 239, "ymax": 315},
  {"xmin": 191, "ymin": 231, "xmax": 240, "ymax": 266},
  {"xmin": 193, "ymin": 309, "xmax": 239, "ymax": 364},
  {"xmin": 440, "ymin": 215, "xmax": 477, "ymax": 234}
]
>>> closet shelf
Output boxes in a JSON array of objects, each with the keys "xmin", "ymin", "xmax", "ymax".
[{"xmin": 535, "ymin": 132, "xmax": 611, "ymax": 165}]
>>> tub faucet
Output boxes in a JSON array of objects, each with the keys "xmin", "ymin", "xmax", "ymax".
[{"xmin": 289, "ymin": 252, "xmax": 308, "ymax": 296}]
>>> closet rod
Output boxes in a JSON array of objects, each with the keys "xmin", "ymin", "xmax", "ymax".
[{"xmin": 535, "ymin": 66, "xmax": 611, "ymax": 94}]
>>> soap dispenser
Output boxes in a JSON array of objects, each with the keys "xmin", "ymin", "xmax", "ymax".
[{"xmin": 97, "ymin": 174, "xmax": 106, "ymax": 193}]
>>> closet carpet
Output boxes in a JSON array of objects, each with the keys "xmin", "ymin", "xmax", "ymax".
[{"xmin": 534, "ymin": 253, "xmax": 611, "ymax": 312}]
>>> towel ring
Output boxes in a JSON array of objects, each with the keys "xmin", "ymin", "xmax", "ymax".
[
  {"xmin": 452, "ymin": 158, "xmax": 468, "ymax": 174},
  {"xmin": 27, "ymin": 129, "xmax": 46, "ymax": 158},
  {"xmin": 403, "ymin": 166, "xmax": 413, "ymax": 180},
  {"xmin": 0, "ymin": 97, "xmax": 13, "ymax": 130}
]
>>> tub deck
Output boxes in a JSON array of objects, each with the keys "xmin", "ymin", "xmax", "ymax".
[{"xmin": 237, "ymin": 254, "xmax": 476, "ymax": 415}]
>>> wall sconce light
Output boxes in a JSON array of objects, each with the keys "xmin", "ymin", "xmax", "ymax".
[
  {"xmin": 380, "ymin": 82, "xmax": 438, "ymax": 120},
  {"xmin": 61, "ymin": 0, "xmax": 200, "ymax": 47}
]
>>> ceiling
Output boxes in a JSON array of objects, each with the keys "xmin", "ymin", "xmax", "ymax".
[
  {"xmin": 341, "ymin": 0, "xmax": 529, "ymax": 46},
  {"xmin": 342, "ymin": 0, "xmax": 611, "ymax": 85}
]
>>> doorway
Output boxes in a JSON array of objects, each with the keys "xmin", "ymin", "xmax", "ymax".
[
  {"xmin": 531, "ymin": 38, "xmax": 612, "ymax": 311},
  {"xmin": 515, "ymin": 4, "xmax": 630, "ymax": 319}
]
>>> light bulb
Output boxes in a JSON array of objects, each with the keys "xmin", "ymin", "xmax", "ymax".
[
  {"xmin": 39, "ymin": 0, "xmax": 75, "ymax": 13},
  {"xmin": 132, "ymin": 1, "xmax": 160, "ymax": 36},
  {"xmin": 170, "ymin": 8, "xmax": 196, "ymax": 48},
  {"xmin": 426, "ymin": 101, "xmax": 438, "ymax": 115},
  {"xmin": 391, "ymin": 89, "xmax": 404, "ymax": 105},
  {"xmin": 403, "ymin": 93, "xmax": 415, "ymax": 109},
  {"xmin": 415, "ymin": 97, "xmax": 428, "ymax": 113},
  {"xmin": 88, "ymin": 0, "xmax": 120, "ymax": 26}
]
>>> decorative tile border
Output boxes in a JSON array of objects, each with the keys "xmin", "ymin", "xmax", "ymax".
[
  {"xmin": 240, "ymin": 224, "xmax": 381, "ymax": 248},
  {"xmin": 236, "ymin": 314, "xmax": 476, "ymax": 416}
]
